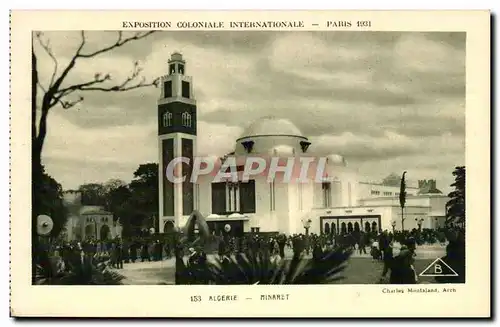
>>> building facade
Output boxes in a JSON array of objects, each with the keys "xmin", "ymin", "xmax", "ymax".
[
  {"xmin": 157, "ymin": 53, "xmax": 448, "ymax": 236},
  {"xmin": 157, "ymin": 52, "xmax": 197, "ymax": 233},
  {"xmin": 62, "ymin": 191, "xmax": 122, "ymax": 241}
]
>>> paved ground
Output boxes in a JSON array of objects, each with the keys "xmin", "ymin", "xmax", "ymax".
[{"xmin": 115, "ymin": 245, "xmax": 446, "ymax": 285}]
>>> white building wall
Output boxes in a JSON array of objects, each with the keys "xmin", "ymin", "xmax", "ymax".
[
  {"xmin": 357, "ymin": 182, "xmax": 419, "ymax": 198},
  {"xmin": 197, "ymin": 175, "xmax": 211, "ymax": 217},
  {"xmin": 247, "ymin": 175, "xmax": 276, "ymax": 232},
  {"xmin": 275, "ymin": 180, "xmax": 290, "ymax": 234}
]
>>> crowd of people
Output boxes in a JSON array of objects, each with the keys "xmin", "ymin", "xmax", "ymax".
[
  {"xmin": 42, "ymin": 226, "xmax": 447, "ymax": 285},
  {"xmin": 185, "ymin": 228, "xmax": 436, "ymax": 285},
  {"xmin": 45, "ymin": 236, "xmax": 176, "ymax": 273}
]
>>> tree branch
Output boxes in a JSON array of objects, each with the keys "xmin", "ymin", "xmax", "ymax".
[
  {"xmin": 32, "ymin": 30, "xmax": 158, "ymax": 156},
  {"xmin": 34, "ymin": 32, "xmax": 58, "ymax": 88},
  {"xmin": 77, "ymin": 31, "xmax": 156, "ymax": 58},
  {"xmin": 55, "ymin": 61, "xmax": 159, "ymax": 96}
]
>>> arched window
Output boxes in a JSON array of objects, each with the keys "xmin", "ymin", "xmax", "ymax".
[
  {"xmin": 341, "ymin": 222, "xmax": 347, "ymax": 234},
  {"xmin": 347, "ymin": 222, "xmax": 353, "ymax": 233},
  {"xmin": 332, "ymin": 223, "xmax": 337, "ymax": 234},
  {"xmin": 354, "ymin": 222, "xmax": 360, "ymax": 232},
  {"xmin": 365, "ymin": 221, "xmax": 371, "ymax": 232},
  {"xmin": 182, "ymin": 112, "xmax": 192, "ymax": 127},
  {"xmin": 163, "ymin": 112, "xmax": 172, "ymax": 127},
  {"xmin": 372, "ymin": 221, "xmax": 378, "ymax": 233},
  {"xmin": 100, "ymin": 224, "xmax": 111, "ymax": 241},
  {"xmin": 324, "ymin": 222, "xmax": 330, "ymax": 235}
]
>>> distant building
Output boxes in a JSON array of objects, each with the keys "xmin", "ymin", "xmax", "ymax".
[
  {"xmin": 418, "ymin": 179, "xmax": 443, "ymax": 194},
  {"xmin": 62, "ymin": 190, "xmax": 122, "ymax": 242},
  {"xmin": 156, "ymin": 52, "xmax": 449, "ymax": 236}
]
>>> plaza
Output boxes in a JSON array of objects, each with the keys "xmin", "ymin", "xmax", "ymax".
[{"xmin": 116, "ymin": 244, "xmax": 446, "ymax": 285}]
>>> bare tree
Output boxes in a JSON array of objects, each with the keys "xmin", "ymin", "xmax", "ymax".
[
  {"xmin": 32, "ymin": 31, "xmax": 159, "ymax": 170},
  {"xmin": 31, "ymin": 31, "xmax": 159, "ymax": 279}
]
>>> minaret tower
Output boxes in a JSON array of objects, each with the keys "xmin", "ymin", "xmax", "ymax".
[{"xmin": 158, "ymin": 52, "xmax": 197, "ymax": 233}]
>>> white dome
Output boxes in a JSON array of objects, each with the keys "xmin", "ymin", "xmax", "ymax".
[
  {"xmin": 269, "ymin": 144, "xmax": 296, "ymax": 156},
  {"xmin": 327, "ymin": 154, "xmax": 347, "ymax": 167},
  {"xmin": 240, "ymin": 116, "xmax": 303, "ymax": 139}
]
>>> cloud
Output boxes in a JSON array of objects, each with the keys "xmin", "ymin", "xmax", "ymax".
[{"xmin": 34, "ymin": 31, "xmax": 465, "ymax": 192}]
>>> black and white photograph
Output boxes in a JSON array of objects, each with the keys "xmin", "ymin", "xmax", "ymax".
[{"xmin": 30, "ymin": 29, "xmax": 468, "ymax": 287}]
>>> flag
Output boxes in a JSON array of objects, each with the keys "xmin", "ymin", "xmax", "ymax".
[{"xmin": 399, "ymin": 171, "xmax": 407, "ymax": 209}]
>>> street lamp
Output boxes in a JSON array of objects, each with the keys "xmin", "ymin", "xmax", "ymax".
[
  {"xmin": 415, "ymin": 218, "xmax": 424, "ymax": 231},
  {"xmin": 390, "ymin": 220, "xmax": 396, "ymax": 233},
  {"xmin": 302, "ymin": 219, "xmax": 312, "ymax": 236},
  {"xmin": 223, "ymin": 223, "xmax": 231, "ymax": 241}
]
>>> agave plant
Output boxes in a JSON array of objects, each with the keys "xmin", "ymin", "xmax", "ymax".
[
  {"xmin": 34, "ymin": 250, "xmax": 124, "ymax": 285},
  {"xmin": 175, "ymin": 211, "xmax": 352, "ymax": 285}
]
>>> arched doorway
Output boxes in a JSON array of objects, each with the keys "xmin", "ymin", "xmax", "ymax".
[
  {"xmin": 365, "ymin": 222, "xmax": 371, "ymax": 232},
  {"xmin": 354, "ymin": 222, "xmax": 360, "ymax": 233},
  {"xmin": 347, "ymin": 222, "xmax": 353, "ymax": 233},
  {"xmin": 371, "ymin": 221, "xmax": 378, "ymax": 233},
  {"xmin": 340, "ymin": 222, "xmax": 347, "ymax": 234},
  {"xmin": 100, "ymin": 224, "xmax": 111, "ymax": 240},
  {"xmin": 84, "ymin": 224, "xmax": 95, "ymax": 239},
  {"xmin": 332, "ymin": 223, "xmax": 337, "ymax": 234},
  {"xmin": 164, "ymin": 220, "xmax": 175, "ymax": 233},
  {"xmin": 324, "ymin": 222, "xmax": 330, "ymax": 234}
]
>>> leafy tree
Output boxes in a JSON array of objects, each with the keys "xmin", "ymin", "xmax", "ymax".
[
  {"xmin": 445, "ymin": 166, "xmax": 466, "ymax": 230},
  {"xmin": 78, "ymin": 183, "xmax": 107, "ymax": 206},
  {"xmin": 37, "ymin": 166, "xmax": 68, "ymax": 238},
  {"xmin": 436, "ymin": 166, "xmax": 466, "ymax": 284},
  {"xmin": 104, "ymin": 179, "xmax": 127, "ymax": 194},
  {"xmin": 101, "ymin": 163, "xmax": 159, "ymax": 236},
  {"xmin": 128, "ymin": 163, "xmax": 159, "ymax": 230}
]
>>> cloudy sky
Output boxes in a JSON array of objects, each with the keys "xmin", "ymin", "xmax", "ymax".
[{"xmin": 35, "ymin": 31, "xmax": 465, "ymax": 192}]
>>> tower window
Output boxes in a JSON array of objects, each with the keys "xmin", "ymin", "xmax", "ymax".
[
  {"xmin": 182, "ymin": 112, "xmax": 192, "ymax": 127},
  {"xmin": 178, "ymin": 64, "xmax": 185, "ymax": 74},
  {"xmin": 239, "ymin": 180, "xmax": 256, "ymax": 214},
  {"xmin": 163, "ymin": 112, "xmax": 172, "ymax": 127},
  {"xmin": 322, "ymin": 182, "xmax": 331, "ymax": 208},
  {"xmin": 182, "ymin": 81, "xmax": 190, "ymax": 98},
  {"xmin": 164, "ymin": 81, "xmax": 172, "ymax": 98},
  {"xmin": 169, "ymin": 64, "xmax": 176, "ymax": 75}
]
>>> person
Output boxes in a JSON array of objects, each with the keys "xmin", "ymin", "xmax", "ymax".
[
  {"xmin": 188, "ymin": 248, "xmax": 198, "ymax": 266},
  {"xmin": 218, "ymin": 237, "xmax": 226, "ymax": 260},
  {"xmin": 141, "ymin": 242, "xmax": 150, "ymax": 262},
  {"xmin": 129, "ymin": 241, "xmax": 137, "ymax": 263},
  {"xmin": 115, "ymin": 242, "xmax": 124, "ymax": 269},
  {"xmin": 359, "ymin": 232, "xmax": 368, "ymax": 255},
  {"xmin": 371, "ymin": 239, "xmax": 381, "ymax": 260},
  {"xmin": 388, "ymin": 238, "xmax": 418, "ymax": 284},
  {"xmin": 380, "ymin": 241, "xmax": 394, "ymax": 281},
  {"xmin": 50, "ymin": 248, "xmax": 66, "ymax": 276},
  {"xmin": 158, "ymin": 240, "xmax": 164, "ymax": 261},
  {"xmin": 277, "ymin": 235, "xmax": 286, "ymax": 258},
  {"xmin": 312, "ymin": 240, "xmax": 323, "ymax": 261},
  {"xmin": 164, "ymin": 240, "xmax": 171, "ymax": 259},
  {"xmin": 109, "ymin": 243, "xmax": 117, "ymax": 268}
]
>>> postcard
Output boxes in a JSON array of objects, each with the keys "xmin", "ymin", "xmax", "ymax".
[{"xmin": 10, "ymin": 10, "xmax": 491, "ymax": 318}]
